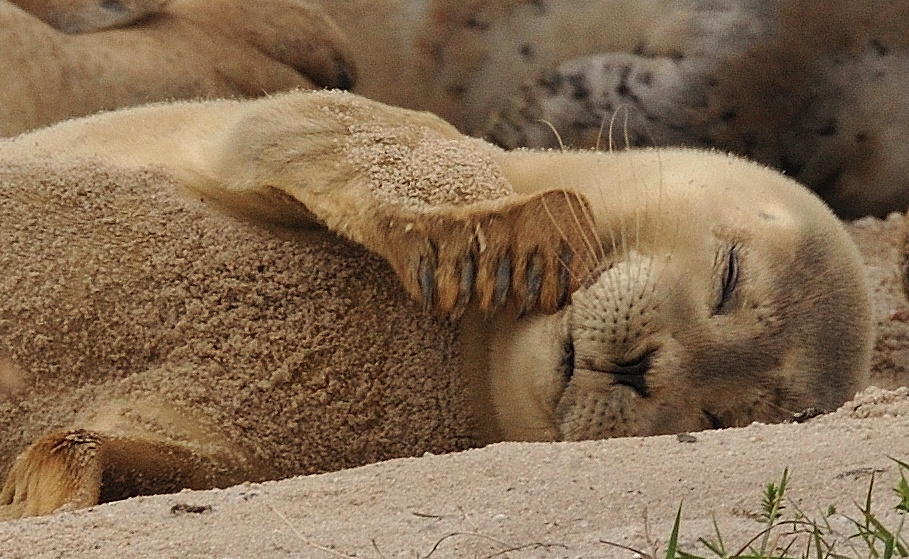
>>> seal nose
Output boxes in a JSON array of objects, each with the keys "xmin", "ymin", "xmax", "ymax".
[{"xmin": 611, "ymin": 349, "xmax": 655, "ymax": 398}]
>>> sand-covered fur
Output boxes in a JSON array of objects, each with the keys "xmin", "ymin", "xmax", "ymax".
[
  {"xmin": 0, "ymin": 155, "xmax": 475, "ymax": 515},
  {"xmin": 0, "ymin": 90, "xmax": 873, "ymax": 519},
  {"xmin": 0, "ymin": 91, "xmax": 597, "ymax": 519},
  {"xmin": 0, "ymin": 0, "xmax": 355, "ymax": 136}
]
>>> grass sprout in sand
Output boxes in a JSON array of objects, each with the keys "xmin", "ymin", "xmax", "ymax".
[{"xmin": 606, "ymin": 459, "xmax": 909, "ymax": 559}]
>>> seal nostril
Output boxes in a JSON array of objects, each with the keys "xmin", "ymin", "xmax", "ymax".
[{"xmin": 611, "ymin": 349, "xmax": 655, "ymax": 398}]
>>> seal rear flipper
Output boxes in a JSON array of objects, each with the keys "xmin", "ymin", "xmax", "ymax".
[
  {"xmin": 0, "ymin": 428, "xmax": 254, "ymax": 520},
  {"xmin": 0, "ymin": 393, "xmax": 263, "ymax": 520},
  {"xmin": 0, "ymin": 430, "xmax": 103, "ymax": 519}
]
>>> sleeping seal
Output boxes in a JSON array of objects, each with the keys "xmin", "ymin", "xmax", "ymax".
[{"xmin": 0, "ymin": 90, "xmax": 872, "ymax": 518}]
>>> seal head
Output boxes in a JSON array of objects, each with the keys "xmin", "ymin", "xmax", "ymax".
[{"xmin": 472, "ymin": 148, "xmax": 873, "ymax": 442}]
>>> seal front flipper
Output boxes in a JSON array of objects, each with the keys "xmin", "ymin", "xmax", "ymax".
[
  {"xmin": 206, "ymin": 91, "xmax": 599, "ymax": 316},
  {"xmin": 371, "ymin": 190, "xmax": 598, "ymax": 317}
]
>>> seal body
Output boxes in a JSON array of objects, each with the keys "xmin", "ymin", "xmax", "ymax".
[
  {"xmin": 0, "ymin": 158, "xmax": 475, "ymax": 518},
  {"xmin": 474, "ymin": 0, "xmax": 909, "ymax": 218}
]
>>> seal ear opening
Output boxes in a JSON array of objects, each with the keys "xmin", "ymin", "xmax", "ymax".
[{"xmin": 702, "ymin": 409, "xmax": 724, "ymax": 429}]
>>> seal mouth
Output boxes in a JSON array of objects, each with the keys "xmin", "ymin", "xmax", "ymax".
[
  {"xmin": 557, "ymin": 335, "xmax": 655, "ymax": 399},
  {"xmin": 611, "ymin": 351, "xmax": 654, "ymax": 398}
]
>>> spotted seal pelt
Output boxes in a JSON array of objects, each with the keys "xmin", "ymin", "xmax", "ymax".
[{"xmin": 485, "ymin": 0, "xmax": 909, "ymax": 218}]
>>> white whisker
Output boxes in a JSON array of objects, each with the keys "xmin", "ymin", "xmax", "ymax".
[{"xmin": 535, "ymin": 119, "xmax": 565, "ymax": 152}]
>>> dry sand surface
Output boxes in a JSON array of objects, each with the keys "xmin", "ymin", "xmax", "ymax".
[{"xmin": 2, "ymin": 214, "xmax": 909, "ymax": 559}]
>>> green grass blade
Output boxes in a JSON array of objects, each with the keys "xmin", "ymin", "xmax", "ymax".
[{"xmin": 666, "ymin": 504, "xmax": 683, "ymax": 559}]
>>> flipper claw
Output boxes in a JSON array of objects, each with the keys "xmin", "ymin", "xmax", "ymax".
[
  {"xmin": 520, "ymin": 254, "xmax": 543, "ymax": 317},
  {"xmin": 493, "ymin": 255, "xmax": 513, "ymax": 312},
  {"xmin": 418, "ymin": 248, "xmax": 437, "ymax": 313}
]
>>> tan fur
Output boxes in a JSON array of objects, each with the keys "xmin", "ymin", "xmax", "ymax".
[
  {"xmin": 0, "ymin": 91, "xmax": 872, "ymax": 519},
  {"xmin": 0, "ymin": 0, "xmax": 355, "ymax": 136},
  {"xmin": 9, "ymin": 0, "xmax": 170, "ymax": 33}
]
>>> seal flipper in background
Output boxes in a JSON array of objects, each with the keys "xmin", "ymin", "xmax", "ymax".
[{"xmin": 9, "ymin": 0, "xmax": 171, "ymax": 34}]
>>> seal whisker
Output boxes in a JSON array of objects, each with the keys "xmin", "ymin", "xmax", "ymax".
[
  {"xmin": 607, "ymin": 105, "xmax": 631, "ymax": 153},
  {"xmin": 554, "ymin": 190, "xmax": 601, "ymax": 266},
  {"xmin": 535, "ymin": 119, "xmax": 565, "ymax": 152},
  {"xmin": 594, "ymin": 110, "xmax": 610, "ymax": 152},
  {"xmin": 537, "ymin": 190, "xmax": 601, "ymax": 292},
  {"xmin": 644, "ymin": 220, "xmax": 678, "ymax": 307},
  {"xmin": 651, "ymin": 176, "xmax": 686, "ymax": 300},
  {"xmin": 621, "ymin": 108, "xmax": 632, "ymax": 152},
  {"xmin": 578, "ymin": 192, "xmax": 608, "ymax": 263},
  {"xmin": 632, "ymin": 186, "xmax": 649, "ymax": 301},
  {"xmin": 551, "ymin": 187, "xmax": 605, "ymax": 265}
]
